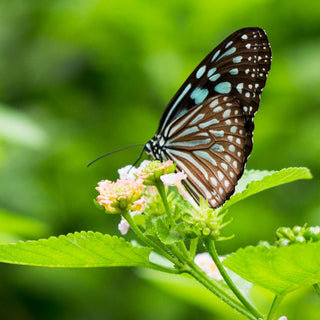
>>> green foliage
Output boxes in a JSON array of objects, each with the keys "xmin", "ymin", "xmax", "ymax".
[
  {"xmin": 225, "ymin": 167, "xmax": 312, "ymax": 209},
  {"xmin": 223, "ymin": 242, "xmax": 320, "ymax": 296},
  {"xmin": 0, "ymin": 231, "xmax": 152, "ymax": 268},
  {"xmin": 0, "ymin": 1, "xmax": 320, "ymax": 319},
  {"xmin": 0, "ymin": 209, "xmax": 49, "ymax": 243},
  {"xmin": 0, "ymin": 164, "xmax": 315, "ymax": 319}
]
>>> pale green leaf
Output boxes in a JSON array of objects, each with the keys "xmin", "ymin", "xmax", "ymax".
[
  {"xmin": 0, "ymin": 104, "xmax": 48, "ymax": 149},
  {"xmin": 0, "ymin": 209, "xmax": 49, "ymax": 242},
  {"xmin": 0, "ymin": 231, "xmax": 152, "ymax": 268},
  {"xmin": 224, "ymin": 167, "xmax": 312, "ymax": 209},
  {"xmin": 223, "ymin": 242, "xmax": 320, "ymax": 295}
]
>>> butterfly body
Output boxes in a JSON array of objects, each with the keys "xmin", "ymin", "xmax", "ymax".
[{"xmin": 145, "ymin": 27, "xmax": 271, "ymax": 208}]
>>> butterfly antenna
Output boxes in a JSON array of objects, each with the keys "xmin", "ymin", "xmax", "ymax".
[
  {"xmin": 128, "ymin": 145, "xmax": 146, "ymax": 172},
  {"xmin": 87, "ymin": 143, "xmax": 145, "ymax": 167}
]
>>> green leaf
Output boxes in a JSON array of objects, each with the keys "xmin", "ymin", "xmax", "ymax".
[
  {"xmin": 223, "ymin": 241, "xmax": 320, "ymax": 295},
  {"xmin": 155, "ymin": 218, "xmax": 184, "ymax": 244},
  {"xmin": 0, "ymin": 209, "xmax": 49, "ymax": 242},
  {"xmin": 0, "ymin": 231, "xmax": 152, "ymax": 268},
  {"xmin": 224, "ymin": 167, "xmax": 312, "ymax": 209}
]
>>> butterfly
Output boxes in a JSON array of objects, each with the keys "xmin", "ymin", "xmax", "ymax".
[{"xmin": 144, "ymin": 27, "xmax": 272, "ymax": 208}]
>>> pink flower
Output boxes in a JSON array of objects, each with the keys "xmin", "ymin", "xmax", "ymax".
[{"xmin": 96, "ymin": 179, "xmax": 145, "ymax": 213}]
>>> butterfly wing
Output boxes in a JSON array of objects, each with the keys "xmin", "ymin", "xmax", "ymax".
[
  {"xmin": 157, "ymin": 27, "xmax": 271, "ymax": 158},
  {"xmin": 146, "ymin": 27, "xmax": 272, "ymax": 208},
  {"xmin": 162, "ymin": 95, "xmax": 247, "ymax": 208}
]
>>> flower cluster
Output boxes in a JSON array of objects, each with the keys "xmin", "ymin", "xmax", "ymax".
[
  {"xmin": 96, "ymin": 160, "xmax": 188, "ymax": 234},
  {"xmin": 96, "ymin": 179, "xmax": 145, "ymax": 214}
]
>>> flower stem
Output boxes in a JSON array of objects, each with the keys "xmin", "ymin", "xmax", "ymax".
[
  {"xmin": 155, "ymin": 181, "xmax": 175, "ymax": 225},
  {"xmin": 266, "ymin": 295, "xmax": 283, "ymax": 320},
  {"xmin": 189, "ymin": 238, "xmax": 198, "ymax": 258},
  {"xmin": 203, "ymin": 238, "xmax": 263, "ymax": 319},
  {"xmin": 148, "ymin": 262, "xmax": 182, "ymax": 274},
  {"xmin": 122, "ymin": 211, "xmax": 182, "ymax": 267}
]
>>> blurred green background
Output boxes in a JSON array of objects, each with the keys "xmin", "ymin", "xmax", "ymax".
[{"xmin": 0, "ymin": 0, "xmax": 320, "ymax": 319}]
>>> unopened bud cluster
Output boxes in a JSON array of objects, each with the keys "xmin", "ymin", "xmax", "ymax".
[
  {"xmin": 275, "ymin": 225, "xmax": 320, "ymax": 246},
  {"xmin": 183, "ymin": 198, "xmax": 230, "ymax": 240}
]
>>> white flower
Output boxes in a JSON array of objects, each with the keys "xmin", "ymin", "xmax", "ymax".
[
  {"xmin": 160, "ymin": 171, "xmax": 187, "ymax": 186},
  {"xmin": 194, "ymin": 252, "xmax": 224, "ymax": 280},
  {"xmin": 118, "ymin": 165, "xmax": 137, "ymax": 180},
  {"xmin": 118, "ymin": 211, "xmax": 140, "ymax": 235},
  {"xmin": 138, "ymin": 160, "xmax": 150, "ymax": 170},
  {"xmin": 118, "ymin": 217, "xmax": 131, "ymax": 235}
]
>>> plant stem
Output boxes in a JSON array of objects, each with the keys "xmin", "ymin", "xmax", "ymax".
[
  {"xmin": 155, "ymin": 182, "xmax": 191, "ymax": 262},
  {"xmin": 203, "ymin": 238, "xmax": 263, "ymax": 319},
  {"xmin": 122, "ymin": 211, "xmax": 182, "ymax": 267},
  {"xmin": 148, "ymin": 262, "xmax": 182, "ymax": 274},
  {"xmin": 266, "ymin": 295, "xmax": 283, "ymax": 320},
  {"xmin": 189, "ymin": 238, "xmax": 198, "ymax": 258},
  {"xmin": 156, "ymin": 182, "xmax": 175, "ymax": 225}
]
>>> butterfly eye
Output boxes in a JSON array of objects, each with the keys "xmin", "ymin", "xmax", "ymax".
[{"xmin": 145, "ymin": 27, "xmax": 271, "ymax": 208}]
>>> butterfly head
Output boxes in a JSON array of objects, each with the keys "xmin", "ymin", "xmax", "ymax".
[{"xmin": 144, "ymin": 135, "xmax": 166, "ymax": 161}]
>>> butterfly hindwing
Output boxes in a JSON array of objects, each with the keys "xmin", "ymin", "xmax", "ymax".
[{"xmin": 162, "ymin": 95, "xmax": 246, "ymax": 208}]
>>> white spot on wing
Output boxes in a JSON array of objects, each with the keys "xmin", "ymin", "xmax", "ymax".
[
  {"xmin": 217, "ymin": 171, "xmax": 224, "ymax": 181},
  {"xmin": 223, "ymin": 109, "xmax": 231, "ymax": 118},
  {"xmin": 209, "ymin": 99, "xmax": 219, "ymax": 108},
  {"xmin": 232, "ymin": 56, "xmax": 243, "ymax": 63},
  {"xmin": 213, "ymin": 106, "xmax": 223, "ymax": 113},
  {"xmin": 236, "ymin": 83, "xmax": 244, "ymax": 93}
]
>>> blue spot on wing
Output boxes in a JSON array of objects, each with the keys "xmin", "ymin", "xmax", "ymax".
[
  {"xmin": 177, "ymin": 109, "xmax": 187, "ymax": 117},
  {"xmin": 214, "ymin": 82, "xmax": 232, "ymax": 94},
  {"xmin": 190, "ymin": 87, "xmax": 209, "ymax": 104}
]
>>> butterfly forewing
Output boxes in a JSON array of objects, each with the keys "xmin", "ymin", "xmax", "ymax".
[
  {"xmin": 158, "ymin": 27, "xmax": 271, "ymax": 131},
  {"xmin": 163, "ymin": 95, "xmax": 247, "ymax": 208}
]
